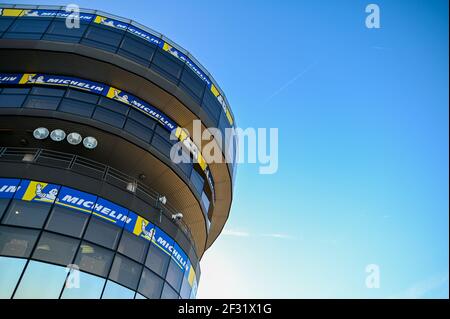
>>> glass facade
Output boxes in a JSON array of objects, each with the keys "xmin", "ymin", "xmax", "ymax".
[
  {"xmin": 0, "ymin": 6, "xmax": 238, "ymax": 181},
  {"xmin": 0, "ymin": 85, "xmax": 211, "ymax": 213},
  {"xmin": 0, "ymin": 177, "xmax": 199, "ymax": 299}
]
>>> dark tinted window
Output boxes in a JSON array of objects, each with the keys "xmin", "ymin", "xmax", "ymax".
[
  {"xmin": 128, "ymin": 108, "xmax": 157, "ymax": 129},
  {"xmin": 82, "ymin": 25, "xmax": 125, "ymax": 52},
  {"xmin": 1, "ymin": 88, "xmax": 30, "ymax": 94},
  {"xmin": 84, "ymin": 217, "xmax": 122, "ymax": 250},
  {"xmin": 73, "ymin": 242, "xmax": 114, "ymax": 277},
  {"xmin": 0, "ymin": 17, "xmax": 15, "ymax": 32},
  {"xmin": 0, "ymin": 226, "xmax": 39, "ymax": 258},
  {"xmin": 145, "ymin": 243, "xmax": 170, "ymax": 277},
  {"xmin": 117, "ymin": 231, "xmax": 149, "ymax": 263},
  {"xmin": 151, "ymin": 48, "xmax": 184, "ymax": 83},
  {"xmin": 43, "ymin": 20, "xmax": 88, "ymax": 42},
  {"xmin": 166, "ymin": 260, "xmax": 184, "ymax": 292},
  {"xmin": 118, "ymin": 35, "xmax": 156, "ymax": 66},
  {"xmin": 2, "ymin": 200, "xmax": 52, "ymax": 229},
  {"xmin": 98, "ymin": 97, "xmax": 129, "ymax": 115},
  {"xmin": 45, "ymin": 206, "xmax": 90, "ymax": 238},
  {"xmin": 161, "ymin": 282, "xmax": 178, "ymax": 299},
  {"xmin": 202, "ymin": 89, "xmax": 221, "ymax": 123},
  {"xmin": 5, "ymin": 17, "xmax": 51, "ymax": 35},
  {"xmin": 30, "ymin": 86, "xmax": 65, "ymax": 97},
  {"xmin": 65, "ymin": 89, "xmax": 99, "ymax": 104},
  {"xmin": 32, "ymin": 231, "xmax": 79, "ymax": 266},
  {"xmin": 109, "ymin": 254, "xmax": 142, "ymax": 290},
  {"xmin": 138, "ymin": 268, "xmax": 164, "ymax": 299},
  {"xmin": 190, "ymin": 169, "xmax": 204, "ymax": 195},
  {"xmin": 0, "ymin": 94, "xmax": 26, "ymax": 108},
  {"xmin": 180, "ymin": 66, "xmax": 206, "ymax": 103},
  {"xmin": 124, "ymin": 118, "xmax": 153, "ymax": 143},
  {"xmin": 92, "ymin": 107, "xmax": 126, "ymax": 128},
  {"xmin": 151, "ymin": 134, "xmax": 173, "ymax": 158},
  {"xmin": 23, "ymin": 95, "xmax": 61, "ymax": 110},
  {"xmin": 58, "ymin": 98, "xmax": 95, "ymax": 117}
]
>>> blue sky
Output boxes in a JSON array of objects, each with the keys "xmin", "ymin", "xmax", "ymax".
[{"xmin": 6, "ymin": 0, "xmax": 448, "ymax": 298}]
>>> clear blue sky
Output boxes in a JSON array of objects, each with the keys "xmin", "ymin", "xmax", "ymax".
[{"xmin": 6, "ymin": 0, "xmax": 448, "ymax": 298}]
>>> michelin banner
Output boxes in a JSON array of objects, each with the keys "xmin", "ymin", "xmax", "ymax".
[
  {"xmin": 0, "ymin": 177, "xmax": 196, "ymax": 284},
  {"xmin": 0, "ymin": 72, "xmax": 216, "ymax": 200}
]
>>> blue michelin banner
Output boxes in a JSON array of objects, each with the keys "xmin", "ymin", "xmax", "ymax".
[
  {"xmin": 0, "ymin": 176, "xmax": 197, "ymax": 288},
  {"xmin": 0, "ymin": 178, "xmax": 21, "ymax": 198},
  {"xmin": 55, "ymin": 186, "xmax": 97, "ymax": 214}
]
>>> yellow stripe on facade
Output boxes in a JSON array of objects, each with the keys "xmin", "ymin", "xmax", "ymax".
[{"xmin": 92, "ymin": 212, "xmax": 116, "ymax": 223}]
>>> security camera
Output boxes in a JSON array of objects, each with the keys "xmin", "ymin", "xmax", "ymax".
[
  {"xmin": 158, "ymin": 196, "xmax": 167, "ymax": 205},
  {"xmin": 171, "ymin": 213, "xmax": 183, "ymax": 221}
]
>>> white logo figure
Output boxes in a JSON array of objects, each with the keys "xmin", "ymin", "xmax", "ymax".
[
  {"xmin": 99, "ymin": 17, "xmax": 115, "ymax": 27},
  {"xmin": 113, "ymin": 89, "xmax": 129, "ymax": 104},
  {"xmin": 27, "ymin": 74, "xmax": 45, "ymax": 84},
  {"xmin": 24, "ymin": 10, "xmax": 39, "ymax": 17},
  {"xmin": 0, "ymin": 9, "xmax": 3, "ymax": 16},
  {"xmin": 35, "ymin": 183, "xmax": 58, "ymax": 201},
  {"xmin": 141, "ymin": 221, "xmax": 155, "ymax": 240}
]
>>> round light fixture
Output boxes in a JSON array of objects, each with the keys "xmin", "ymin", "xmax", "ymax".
[
  {"xmin": 33, "ymin": 127, "xmax": 49, "ymax": 140},
  {"xmin": 67, "ymin": 132, "xmax": 82, "ymax": 145},
  {"xmin": 50, "ymin": 129, "xmax": 66, "ymax": 142},
  {"xmin": 83, "ymin": 136, "xmax": 97, "ymax": 149}
]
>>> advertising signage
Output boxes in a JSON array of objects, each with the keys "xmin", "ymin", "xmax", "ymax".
[{"xmin": 0, "ymin": 177, "xmax": 196, "ymax": 285}]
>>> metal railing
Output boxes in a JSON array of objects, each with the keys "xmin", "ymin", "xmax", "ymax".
[{"xmin": 0, "ymin": 146, "xmax": 198, "ymax": 255}]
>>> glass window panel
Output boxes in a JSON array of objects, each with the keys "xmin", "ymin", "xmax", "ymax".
[
  {"xmin": 98, "ymin": 96, "xmax": 129, "ymax": 115},
  {"xmin": 32, "ymin": 232, "xmax": 79, "ymax": 266},
  {"xmin": 124, "ymin": 118, "xmax": 153, "ymax": 143},
  {"xmin": 128, "ymin": 108, "xmax": 157, "ymax": 129},
  {"xmin": 0, "ymin": 198, "xmax": 10, "ymax": 220},
  {"xmin": 166, "ymin": 260, "xmax": 184, "ymax": 292},
  {"xmin": 138, "ymin": 268, "xmax": 164, "ymax": 299},
  {"xmin": 101, "ymin": 280, "xmax": 134, "ymax": 299},
  {"xmin": 151, "ymin": 134, "xmax": 172, "ymax": 158},
  {"xmin": 0, "ymin": 226, "xmax": 39, "ymax": 258},
  {"xmin": 145, "ymin": 243, "xmax": 170, "ymax": 277},
  {"xmin": 65, "ymin": 89, "xmax": 99, "ymax": 104},
  {"xmin": 61, "ymin": 271, "xmax": 106, "ymax": 299},
  {"xmin": 73, "ymin": 241, "xmax": 114, "ymax": 277},
  {"xmin": 201, "ymin": 191, "xmax": 210, "ymax": 212},
  {"xmin": 2, "ymin": 32, "xmax": 42, "ymax": 39},
  {"xmin": 1, "ymin": 88, "xmax": 30, "ymax": 94},
  {"xmin": 2, "ymin": 200, "xmax": 52, "ymax": 229},
  {"xmin": 190, "ymin": 169, "xmax": 204, "ymax": 195},
  {"xmin": 180, "ymin": 66, "xmax": 206, "ymax": 103},
  {"xmin": 117, "ymin": 35, "xmax": 156, "ymax": 66},
  {"xmin": 180, "ymin": 276, "xmax": 192, "ymax": 299},
  {"xmin": 0, "ymin": 94, "xmax": 26, "ymax": 108},
  {"xmin": 13, "ymin": 260, "xmax": 67, "ymax": 299},
  {"xmin": 92, "ymin": 107, "xmax": 126, "ymax": 128},
  {"xmin": 24, "ymin": 95, "xmax": 61, "ymax": 110},
  {"xmin": 201, "ymin": 89, "xmax": 221, "ymax": 123},
  {"xmin": 161, "ymin": 282, "xmax": 179, "ymax": 299},
  {"xmin": 108, "ymin": 254, "xmax": 142, "ymax": 290},
  {"xmin": 58, "ymin": 98, "xmax": 95, "ymax": 117},
  {"xmin": 7, "ymin": 18, "xmax": 52, "ymax": 34},
  {"xmin": 83, "ymin": 217, "xmax": 122, "ymax": 250},
  {"xmin": 44, "ymin": 19, "xmax": 88, "ymax": 39},
  {"xmin": 81, "ymin": 25, "xmax": 125, "ymax": 52},
  {"xmin": 45, "ymin": 205, "xmax": 90, "ymax": 238},
  {"xmin": 151, "ymin": 49, "xmax": 184, "ymax": 83},
  {"xmin": 117, "ymin": 231, "xmax": 149, "ymax": 263},
  {"xmin": 30, "ymin": 86, "xmax": 65, "ymax": 97},
  {"xmin": 0, "ymin": 256, "xmax": 27, "ymax": 299},
  {"xmin": 135, "ymin": 293, "xmax": 146, "ymax": 299},
  {"xmin": 0, "ymin": 17, "xmax": 15, "ymax": 32}
]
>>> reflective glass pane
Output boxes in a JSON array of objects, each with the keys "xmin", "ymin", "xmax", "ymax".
[
  {"xmin": 101, "ymin": 280, "xmax": 134, "ymax": 299},
  {"xmin": 61, "ymin": 271, "xmax": 106, "ymax": 299},
  {"xmin": 73, "ymin": 242, "xmax": 114, "ymax": 277},
  {"xmin": 166, "ymin": 260, "xmax": 184, "ymax": 292},
  {"xmin": 0, "ymin": 256, "xmax": 27, "ymax": 299},
  {"xmin": 161, "ymin": 282, "xmax": 178, "ymax": 299},
  {"xmin": 145, "ymin": 243, "xmax": 170, "ymax": 277},
  {"xmin": 23, "ymin": 95, "xmax": 61, "ymax": 110},
  {"xmin": 117, "ymin": 231, "xmax": 149, "ymax": 263},
  {"xmin": 108, "ymin": 254, "xmax": 142, "ymax": 290},
  {"xmin": 0, "ymin": 94, "xmax": 26, "ymax": 108},
  {"xmin": 2, "ymin": 200, "xmax": 52, "ymax": 229},
  {"xmin": 83, "ymin": 217, "xmax": 122, "ymax": 250},
  {"xmin": 0, "ymin": 225, "xmax": 39, "ymax": 258},
  {"xmin": 14, "ymin": 260, "xmax": 67, "ymax": 299},
  {"xmin": 45, "ymin": 206, "xmax": 90, "ymax": 238},
  {"xmin": 137, "ymin": 268, "xmax": 164, "ymax": 299},
  {"xmin": 32, "ymin": 232, "xmax": 79, "ymax": 266}
]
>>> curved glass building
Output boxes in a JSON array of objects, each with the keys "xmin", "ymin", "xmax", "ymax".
[{"xmin": 0, "ymin": 4, "xmax": 236, "ymax": 299}]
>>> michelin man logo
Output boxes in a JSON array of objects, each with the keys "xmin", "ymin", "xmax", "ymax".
[
  {"xmin": 35, "ymin": 183, "xmax": 58, "ymax": 201},
  {"xmin": 112, "ymin": 88, "xmax": 129, "ymax": 104},
  {"xmin": 26, "ymin": 74, "xmax": 45, "ymax": 84},
  {"xmin": 98, "ymin": 16, "xmax": 115, "ymax": 27},
  {"xmin": 141, "ymin": 220, "xmax": 155, "ymax": 240},
  {"xmin": 23, "ymin": 10, "xmax": 39, "ymax": 17},
  {"xmin": 0, "ymin": 9, "xmax": 3, "ymax": 16}
]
